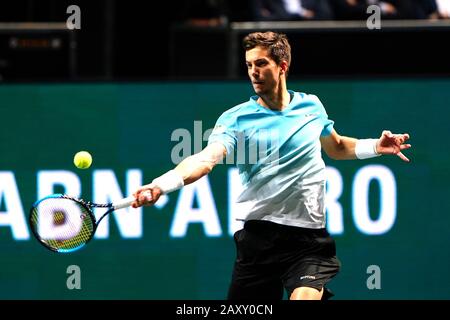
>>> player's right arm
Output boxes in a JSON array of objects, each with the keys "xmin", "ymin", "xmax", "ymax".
[
  {"xmin": 175, "ymin": 142, "xmax": 226, "ymax": 184},
  {"xmin": 132, "ymin": 142, "xmax": 226, "ymax": 208}
]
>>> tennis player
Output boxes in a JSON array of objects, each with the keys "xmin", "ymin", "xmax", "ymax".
[{"xmin": 132, "ymin": 31, "xmax": 411, "ymax": 300}]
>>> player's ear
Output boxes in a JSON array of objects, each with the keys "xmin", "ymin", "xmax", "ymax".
[{"xmin": 280, "ymin": 60, "xmax": 289, "ymax": 75}]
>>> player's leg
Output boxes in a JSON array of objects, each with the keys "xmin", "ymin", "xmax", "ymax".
[
  {"xmin": 281, "ymin": 228, "xmax": 341, "ymax": 300},
  {"xmin": 227, "ymin": 266, "xmax": 284, "ymax": 300},
  {"xmin": 283, "ymin": 256, "xmax": 340, "ymax": 300},
  {"xmin": 289, "ymin": 286, "xmax": 335, "ymax": 300},
  {"xmin": 290, "ymin": 286, "xmax": 323, "ymax": 300},
  {"xmin": 227, "ymin": 223, "xmax": 284, "ymax": 300}
]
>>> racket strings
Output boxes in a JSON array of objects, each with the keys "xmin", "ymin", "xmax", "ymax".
[{"xmin": 30, "ymin": 197, "xmax": 95, "ymax": 252}]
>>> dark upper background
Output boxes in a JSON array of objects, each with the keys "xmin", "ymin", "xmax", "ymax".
[{"xmin": 0, "ymin": 0, "xmax": 449, "ymax": 81}]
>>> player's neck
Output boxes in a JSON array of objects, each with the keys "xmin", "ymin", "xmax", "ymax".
[{"xmin": 257, "ymin": 83, "xmax": 290, "ymax": 111}]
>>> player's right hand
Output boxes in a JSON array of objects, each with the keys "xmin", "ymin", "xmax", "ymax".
[{"xmin": 132, "ymin": 183, "xmax": 162, "ymax": 208}]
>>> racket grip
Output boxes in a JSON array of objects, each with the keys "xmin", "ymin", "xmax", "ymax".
[{"xmin": 113, "ymin": 196, "xmax": 137, "ymax": 210}]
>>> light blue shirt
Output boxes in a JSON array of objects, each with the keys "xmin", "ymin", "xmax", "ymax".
[{"xmin": 208, "ymin": 90, "xmax": 334, "ymax": 228}]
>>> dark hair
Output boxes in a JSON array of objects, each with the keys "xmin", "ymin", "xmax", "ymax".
[{"xmin": 243, "ymin": 31, "xmax": 291, "ymax": 69}]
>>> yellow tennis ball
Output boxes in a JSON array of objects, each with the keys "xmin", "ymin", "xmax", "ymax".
[{"xmin": 73, "ymin": 151, "xmax": 92, "ymax": 169}]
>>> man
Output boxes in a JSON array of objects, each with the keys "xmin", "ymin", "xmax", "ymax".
[{"xmin": 132, "ymin": 32, "xmax": 411, "ymax": 300}]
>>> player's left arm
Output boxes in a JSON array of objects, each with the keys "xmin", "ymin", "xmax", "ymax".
[{"xmin": 320, "ymin": 129, "xmax": 411, "ymax": 162}]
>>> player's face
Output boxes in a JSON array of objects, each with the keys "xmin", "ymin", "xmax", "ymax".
[{"xmin": 246, "ymin": 47, "xmax": 282, "ymax": 95}]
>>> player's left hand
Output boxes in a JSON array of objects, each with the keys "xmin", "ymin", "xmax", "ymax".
[{"xmin": 376, "ymin": 130, "xmax": 411, "ymax": 162}]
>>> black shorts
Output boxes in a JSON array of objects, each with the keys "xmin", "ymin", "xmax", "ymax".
[{"xmin": 227, "ymin": 220, "xmax": 341, "ymax": 300}]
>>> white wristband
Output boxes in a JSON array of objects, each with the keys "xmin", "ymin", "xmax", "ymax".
[
  {"xmin": 152, "ymin": 170, "xmax": 184, "ymax": 194},
  {"xmin": 355, "ymin": 139, "xmax": 381, "ymax": 159}
]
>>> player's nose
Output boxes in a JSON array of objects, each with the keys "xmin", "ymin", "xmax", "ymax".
[{"xmin": 249, "ymin": 65, "xmax": 258, "ymax": 77}]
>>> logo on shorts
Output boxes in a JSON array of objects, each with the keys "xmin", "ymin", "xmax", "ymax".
[{"xmin": 300, "ymin": 275, "xmax": 316, "ymax": 280}]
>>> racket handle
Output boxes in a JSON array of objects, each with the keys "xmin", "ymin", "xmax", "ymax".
[{"xmin": 113, "ymin": 196, "xmax": 136, "ymax": 210}]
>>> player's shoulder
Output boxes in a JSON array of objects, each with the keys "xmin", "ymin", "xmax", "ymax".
[
  {"xmin": 290, "ymin": 90, "xmax": 329, "ymax": 117},
  {"xmin": 294, "ymin": 91, "xmax": 322, "ymax": 104},
  {"xmin": 291, "ymin": 91, "xmax": 325, "ymax": 110},
  {"xmin": 218, "ymin": 99, "xmax": 255, "ymax": 119}
]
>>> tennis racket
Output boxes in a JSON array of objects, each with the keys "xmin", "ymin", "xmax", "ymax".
[{"xmin": 29, "ymin": 193, "xmax": 139, "ymax": 253}]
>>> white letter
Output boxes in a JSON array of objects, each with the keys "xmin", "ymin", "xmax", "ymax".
[
  {"xmin": 38, "ymin": 170, "xmax": 81, "ymax": 200},
  {"xmin": 170, "ymin": 176, "xmax": 222, "ymax": 237},
  {"xmin": 235, "ymin": 131, "xmax": 246, "ymax": 165},
  {"xmin": 352, "ymin": 165, "xmax": 396, "ymax": 235},
  {"xmin": 203, "ymin": 128, "xmax": 213, "ymax": 143},
  {"xmin": 66, "ymin": 265, "xmax": 81, "ymax": 289},
  {"xmin": 0, "ymin": 172, "xmax": 29, "ymax": 240},
  {"xmin": 171, "ymin": 128, "xmax": 192, "ymax": 165},
  {"xmin": 228, "ymin": 168, "xmax": 249, "ymax": 236},
  {"xmin": 325, "ymin": 166, "xmax": 344, "ymax": 235},
  {"xmin": 194, "ymin": 121, "xmax": 203, "ymax": 154},
  {"xmin": 37, "ymin": 197, "xmax": 83, "ymax": 240},
  {"xmin": 366, "ymin": 5, "xmax": 381, "ymax": 30},
  {"xmin": 366, "ymin": 264, "xmax": 381, "ymax": 289},
  {"xmin": 93, "ymin": 169, "xmax": 143, "ymax": 239},
  {"xmin": 248, "ymin": 130, "xmax": 258, "ymax": 165},
  {"xmin": 36, "ymin": 170, "xmax": 82, "ymax": 240},
  {"xmin": 66, "ymin": 5, "xmax": 81, "ymax": 30}
]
